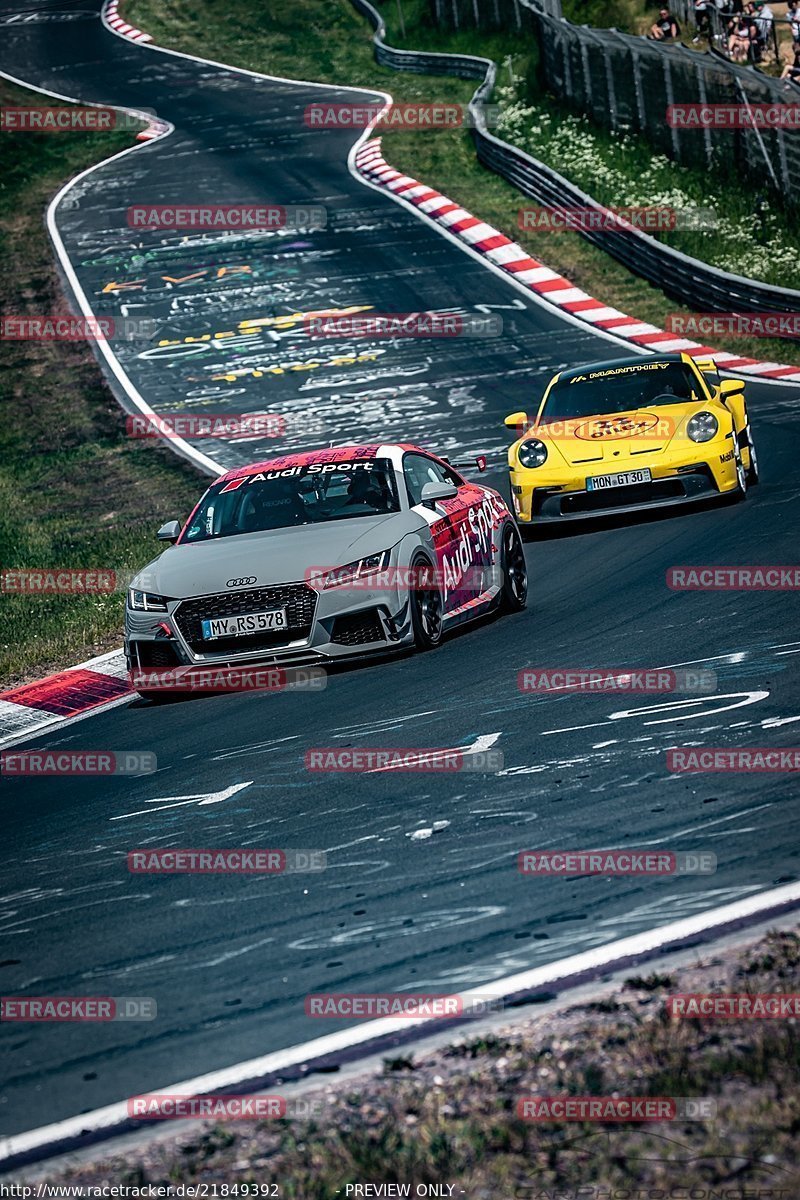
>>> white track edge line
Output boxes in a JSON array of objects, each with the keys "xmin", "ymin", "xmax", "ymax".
[{"xmin": 1, "ymin": 879, "xmax": 798, "ymax": 1167}]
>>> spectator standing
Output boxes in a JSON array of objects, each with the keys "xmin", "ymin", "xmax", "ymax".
[
  {"xmin": 693, "ymin": 0, "xmax": 711, "ymax": 39},
  {"xmin": 651, "ymin": 5, "xmax": 681, "ymax": 37},
  {"xmin": 728, "ymin": 8, "xmax": 757, "ymax": 58},
  {"xmin": 752, "ymin": 0, "xmax": 774, "ymax": 59},
  {"xmin": 787, "ymin": 0, "xmax": 800, "ymax": 47}
]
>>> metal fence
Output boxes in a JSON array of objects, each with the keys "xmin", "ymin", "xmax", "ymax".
[
  {"xmin": 428, "ymin": 0, "xmax": 800, "ymax": 205},
  {"xmin": 670, "ymin": 1, "xmax": 793, "ymax": 69},
  {"xmin": 351, "ymin": 0, "xmax": 800, "ymax": 311}
]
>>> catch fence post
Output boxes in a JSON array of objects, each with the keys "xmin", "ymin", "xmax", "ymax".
[
  {"xmin": 663, "ymin": 53, "xmax": 681, "ymax": 156},
  {"xmin": 696, "ymin": 62, "xmax": 713, "ymax": 166}
]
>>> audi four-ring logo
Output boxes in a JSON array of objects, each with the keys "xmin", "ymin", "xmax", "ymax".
[{"xmin": 226, "ymin": 577, "xmax": 257, "ymax": 587}]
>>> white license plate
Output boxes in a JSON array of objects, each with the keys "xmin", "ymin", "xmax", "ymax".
[
  {"xmin": 201, "ymin": 609, "xmax": 287, "ymax": 639},
  {"xmin": 586, "ymin": 468, "xmax": 652, "ymax": 491}
]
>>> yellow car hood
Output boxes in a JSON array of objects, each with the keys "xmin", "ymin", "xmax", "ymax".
[{"xmin": 535, "ymin": 403, "xmax": 702, "ymax": 467}]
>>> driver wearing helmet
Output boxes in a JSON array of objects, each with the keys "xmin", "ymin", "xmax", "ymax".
[
  {"xmin": 344, "ymin": 468, "xmax": 390, "ymax": 511},
  {"xmin": 241, "ymin": 478, "xmax": 307, "ymax": 531}
]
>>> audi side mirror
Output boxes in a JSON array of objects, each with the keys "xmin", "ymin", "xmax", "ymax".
[
  {"xmin": 420, "ymin": 481, "xmax": 458, "ymax": 509},
  {"xmin": 157, "ymin": 520, "xmax": 181, "ymax": 543}
]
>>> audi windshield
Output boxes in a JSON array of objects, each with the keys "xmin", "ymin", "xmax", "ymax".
[{"xmin": 181, "ymin": 459, "xmax": 401, "ymax": 542}]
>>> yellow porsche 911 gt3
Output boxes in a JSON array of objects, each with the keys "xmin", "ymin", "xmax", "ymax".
[{"xmin": 505, "ymin": 352, "xmax": 758, "ymax": 527}]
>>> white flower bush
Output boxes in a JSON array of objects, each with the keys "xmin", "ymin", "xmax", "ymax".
[{"xmin": 494, "ymin": 80, "xmax": 795, "ymax": 287}]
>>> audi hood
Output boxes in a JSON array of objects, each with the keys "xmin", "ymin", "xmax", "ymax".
[{"xmin": 131, "ymin": 510, "xmax": 426, "ymax": 599}]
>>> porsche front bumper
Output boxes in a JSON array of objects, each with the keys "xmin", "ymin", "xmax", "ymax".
[{"xmin": 510, "ymin": 440, "xmax": 740, "ymax": 524}]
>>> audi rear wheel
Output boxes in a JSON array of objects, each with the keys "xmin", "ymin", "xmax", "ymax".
[{"xmin": 500, "ymin": 522, "xmax": 528, "ymax": 612}]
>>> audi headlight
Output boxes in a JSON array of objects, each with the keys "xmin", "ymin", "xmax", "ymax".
[
  {"xmin": 321, "ymin": 549, "xmax": 391, "ymax": 590},
  {"xmin": 518, "ymin": 438, "xmax": 548, "ymax": 469},
  {"xmin": 128, "ymin": 589, "xmax": 170, "ymax": 612},
  {"xmin": 686, "ymin": 411, "xmax": 718, "ymax": 443}
]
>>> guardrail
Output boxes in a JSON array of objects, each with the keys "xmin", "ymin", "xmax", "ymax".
[{"xmin": 350, "ymin": 0, "xmax": 800, "ymax": 313}]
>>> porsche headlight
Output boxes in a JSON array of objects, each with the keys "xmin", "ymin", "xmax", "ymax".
[
  {"xmin": 128, "ymin": 589, "xmax": 170, "ymax": 612},
  {"xmin": 686, "ymin": 411, "xmax": 719, "ymax": 443},
  {"xmin": 518, "ymin": 439, "xmax": 548, "ymax": 469},
  {"xmin": 320, "ymin": 550, "xmax": 391, "ymax": 590}
]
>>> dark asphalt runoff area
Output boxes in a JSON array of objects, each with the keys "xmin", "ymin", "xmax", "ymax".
[{"xmin": 1, "ymin": 0, "xmax": 799, "ymax": 1143}]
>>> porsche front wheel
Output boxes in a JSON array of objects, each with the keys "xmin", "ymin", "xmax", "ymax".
[{"xmin": 732, "ymin": 444, "xmax": 748, "ymax": 501}]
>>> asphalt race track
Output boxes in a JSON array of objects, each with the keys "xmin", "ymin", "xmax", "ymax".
[{"xmin": 2, "ymin": 0, "xmax": 800, "ymax": 1147}]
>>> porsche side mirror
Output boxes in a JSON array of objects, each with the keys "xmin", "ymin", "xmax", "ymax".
[
  {"xmin": 719, "ymin": 378, "xmax": 745, "ymax": 397},
  {"xmin": 504, "ymin": 411, "xmax": 528, "ymax": 429},
  {"xmin": 420, "ymin": 481, "xmax": 458, "ymax": 509},
  {"xmin": 157, "ymin": 520, "xmax": 181, "ymax": 543}
]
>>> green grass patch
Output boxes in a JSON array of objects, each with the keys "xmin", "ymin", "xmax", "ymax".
[
  {"xmin": 496, "ymin": 78, "xmax": 797, "ymax": 289},
  {"xmin": 0, "ymin": 80, "xmax": 204, "ymax": 686}
]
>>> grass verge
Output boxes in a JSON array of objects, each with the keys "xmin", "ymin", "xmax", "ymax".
[
  {"xmin": 124, "ymin": 0, "xmax": 800, "ymax": 367},
  {"xmin": 44, "ymin": 928, "xmax": 800, "ymax": 1193},
  {"xmin": 0, "ymin": 80, "xmax": 204, "ymax": 687}
]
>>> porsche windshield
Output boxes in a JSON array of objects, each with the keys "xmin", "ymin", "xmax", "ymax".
[
  {"xmin": 541, "ymin": 361, "xmax": 703, "ymax": 423},
  {"xmin": 182, "ymin": 459, "xmax": 400, "ymax": 542}
]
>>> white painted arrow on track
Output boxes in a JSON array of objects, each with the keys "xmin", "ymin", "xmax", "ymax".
[
  {"xmin": 366, "ymin": 732, "xmax": 501, "ymax": 773},
  {"xmin": 110, "ymin": 781, "xmax": 253, "ymax": 821}
]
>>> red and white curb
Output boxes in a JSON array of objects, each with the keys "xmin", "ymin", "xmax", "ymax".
[
  {"xmin": 104, "ymin": 0, "xmax": 151, "ymax": 44},
  {"xmin": 134, "ymin": 117, "xmax": 170, "ymax": 142},
  {"xmin": 355, "ymin": 139, "xmax": 800, "ymax": 383},
  {"xmin": 0, "ymin": 650, "xmax": 132, "ymax": 747},
  {"xmin": 102, "ymin": 1, "xmax": 171, "ymax": 139}
]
